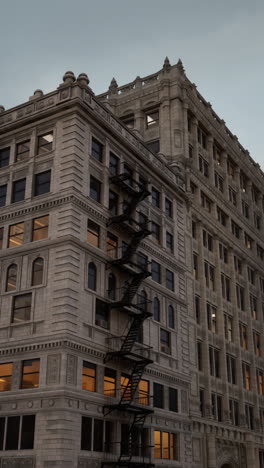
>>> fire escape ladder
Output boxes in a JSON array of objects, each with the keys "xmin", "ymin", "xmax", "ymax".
[
  {"xmin": 119, "ymin": 316, "xmax": 146, "ymax": 355},
  {"xmin": 120, "ymin": 361, "xmax": 147, "ymax": 405}
]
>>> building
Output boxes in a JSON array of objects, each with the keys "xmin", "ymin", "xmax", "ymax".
[
  {"xmin": 97, "ymin": 57, "xmax": 264, "ymax": 468},
  {"xmin": 0, "ymin": 70, "xmax": 190, "ymax": 468}
]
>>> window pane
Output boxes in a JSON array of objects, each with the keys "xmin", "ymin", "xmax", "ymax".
[
  {"xmin": 20, "ymin": 415, "xmax": 35, "ymax": 449},
  {"xmin": 104, "ymin": 368, "xmax": 116, "ymax": 397},
  {"xmin": 91, "ymin": 138, "xmax": 103, "ymax": 162},
  {"xmin": 37, "ymin": 133, "xmax": 53, "ymax": 154},
  {"xmin": 8, "ymin": 222, "xmax": 24, "ymax": 248},
  {"xmin": 12, "ymin": 294, "xmax": 32, "ymax": 323},
  {"xmin": 93, "ymin": 419, "xmax": 104, "ymax": 451},
  {"xmin": 154, "ymin": 430, "xmax": 161, "ymax": 458},
  {"xmin": 32, "ymin": 216, "xmax": 49, "ymax": 241},
  {"xmin": 16, "ymin": 140, "xmax": 30, "ymax": 162},
  {"xmin": 32, "ymin": 258, "xmax": 44, "ymax": 286},
  {"xmin": 153, "ymin": 383, "xmax": 163, "ymax": 408},
  {"xmin": 0, "ymin": 417, "xmax": 5, "ymax": 450},
  {"xmin": 0, "ymin": 147, "xmax": 10, "ymax": 167},
  {"xmin": 5, "ymin": 416, "xmax": 20, "ymax": 450},
  {"xmin": 90, "ymin": 176, "xmax": 101, "ymax": 202},
  {"xmin": 87, "ymin": 220, "xmax": 100, "ymax": 247},
  {"xmin": 0, "ymin": 184, "xmax": 7, "ymax": 207},
  {"xmin": 0, "ymin": 363, "xmax": 13, "ymax": 391},
  {"xmin": 88, "ymin": 263, "xmax": 97, "ymax": 291},
  {"xmin": 6, "ymin": 264, "xmax": 17, "ymax": 292},
  {"xmin": 12, "ymin": 179, "xmax": 26, "ymax": 203},
  {"xmin": 34, "ymin": 170, "xmax": 51, "ymax": 196},
  {"xmin": 21, "ymin": 359, "xmax": 40, "ymax": 389},
  {"xmin": 169, "ymin": 388, "xmax": 178, "ymax": 412},
  {"xmin": 82, "ymin": 361, "xmax": 96, "ymax": 392},
  {"xmin": 81, "ymin": 417, "xmax": 92, "ymax": 450}
]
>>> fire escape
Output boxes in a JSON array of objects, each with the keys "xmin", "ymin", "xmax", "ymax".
[{"xmin": 101, "ymin": 170, "xmax": 154, "ymax": 468}]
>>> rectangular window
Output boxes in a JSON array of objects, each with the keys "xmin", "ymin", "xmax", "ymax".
[
  {"xmin": 209, "ymin": 347, "xmax": 220, "ymax": 377},
  {"xmin": 229, "ymin": 399, "xmax": 239, "ymax": 426},
  {"xmin": 166, "ymin": 232, "xmax": 173, "ymax": 252},
  {"xmin": 151, "ymin": 222, "xmax": 160, "ymax": 244},
  {"xmin": 242, "ymin": 362, "xmax": 251, "ymax": 390},
  {"xmin": 248, "ymin": 267, "xmax": 255, "ymax": 285},
  {"xmin": 224, "ymin": 314, "xmax": 233, "ymax": 341},
  {"xmin": 121, "ymin": 114, "xmax": 135, "ymax": 128},
  {"xmin": 213, "ymin": 145, "xmax": 221, "ymax": 165},
  {"xmin": 109, "ymin": 152, "xmax": 119, "ymax": 176},
  {"xmin": 169, "ymin": 388, "xmax": 178, "ymax": 412},
  {"xmin": 165, "ymin": 198, "xmax": 173, "ymax": 217},
  {"xmin": 221, "ymin": 274, "xmax": 231, "ymax": 301},
  {"xmin": 211, "ymin": 393, "xmax": 222, "ymax": 421},
  {"xmin": 245, "ymin": 233, "xmax": 253, "ymax": 250},
  {"xmin": 21, "ymin": 359, "xmax": 40, "ymax": 389},
  {"xmin": 1, "ymin": 415, "xmax": 35, "ymax": 451},
  {"xmin": 195, "ymin": 296, "xmax": 200, "ymax": 323},
  {"xmin": 82, "ymin": 361, "xmax": 96, "ymax": 392},
  {"xmin": 217, "ymin": 206, "xmax": 228, "ymax": 226},
  {"xmin": 0, "ymin": 184, "xmax": 7, "ymax": 207},
  {"xmin": 12, "ymin": 293, "xmax": 32, "ymax": 323},
  {"xmin": 151, "ymin": 187, "xmax": 160, "ymax": 208},
  {"xmin": 207, "ymin": 303, "xmax": 217, "ymax": 333},
  {"xmin": 204, "ymin": 262, "xmax": 215, "ymax": 290},
  {"xmin": 154, "ymin": 431, "xmax": 178, "ymax": 460},
  {"xmin": 109, "ymin": 190, "xmax": 118, "ymax": 215},
  {"xmin": 203, "ymin": 230, "xmax": 213, "ymax": 251},
  {"xmin": 34, "ymin": 170, "xmax": 51, "ymax": 196},
  {"xmin": 166, "ymin": 269, "xmax": 174, "ymax": 291},
  {"xmin": 219, "ymin": 243, "xmax": 228, "ymax": 263},
  {"xmin": 95, "ymin": 299, "xmax": 109, "ymax": 329},
  {"xmin": 257, "ymin": 244, "xmax": 264, "ymax": 261},
  {"xmin": 231, "ymin": 220, "xmax": 241, "ymax": 239},
  {"xmin": 153, "ymin": 382, "xmax": 163, "ymax": 408},
  {"xmin": 37, "ymin": 133, "xmax": 53, "ymax": 154},
  {"xmin": 240, "ymin": 323, "xmax": 248, "ymax": 350},
  {"xmin": 245, "ymin": 404, "xmax": 254, "ymax": 430},
  {"xmin": 87, "ymin": 220, "xmax": 100, "ymax": 247},
  {"xmin": 107, "ymin": 232, "xmax": 118, "ymax": 259},
  {"xmin": 250, "ymin": 295, "xmax": 258, "ymax": 320},
  {"xmin": 0, "ymin": 227, "xmax": 3, "ymax": 250},
  {"xmin": 90, "ymin": 176, "xmax": 101, "ymax": 202},
  {"xmin": 257, "ymin": 369, "xmax": 264, "ymax": 395},
  {"xmin": 254, "ymin": 212, "xmax": 261, "ymax": 230},
  {"xmin": 12, "ymin": 178, "xmax": 26, "ymax": 203},
  {"xmin": 253, "ymin": 331, "xmax": 261, "ymax": 356},
  {"xmin": 91, "ymin": 137, "xmax": 103, "ymax": 162},
  {"xmin": 193, "ymin": 253, "xmax": 198, "ymax": 280},
  {"xmin": 227, "ymin": 158, "xmax": 236, "ymax": 178},
  {"xmin": 236, "ymin": 284, "xmax": 245, "ymax": 311},
  {"xmin": 146, "ymin": 139, "xmax": 160, "ymax": 154},
  {"xmin": 16, "ymin": 140, "xmax": 30, "ymax": 162},
  {"xmin": 32, "ymin": 215, "xmax": 49, "ymax": 241},
  {"xmin": 226, "ymin": 355, "xmax": 236, "ymax": 384},
  {"xmin": 234, "ymin": 255, "xmax": 242, "ymax": 274},
  {"xmin": 81, "ymin": 416, "xmax": 92, "ymax": 450},
  {"xmin": 151, "ymin": 260, "xmax": 161, "ymax": 283},
  {"xmin": 146, "ymin": 110, "xmax": 159, "ymax": 128},
  {"xmin": 104, "ymin": 368, "xmax": 116, "ymax": 397},
  {"xmin": 0, "ymin": 147, "xmax": 10, "ymax": 168},
  {"xmin": 228, "ymin": 186, "xmax": 237, "ymax": 206},
  {"xmin": 160, "ymin": 329, "xmax": 171, "ymax": 354},
  {"xmin": 139, "ymin": 379, "xmax": 149, "ymax": 405},
  {"xmin": 201, "ymin": 192, "xmax": 212, "ymax": 212},
  {"xmin": 214, "ymin": 172, "xmax": 223, "ymax": 191},
  {"xmin": 199, "ymin": 155, "xmax": 209, "ymax": 177},
  {"xmin": 242, "ymin": 200, "xmax": 249, "ymax": 218},
  {"xmin": 197, "ymin": 341, "xmax": 202, "ymax": 371},
  {"xmin": 0, "ymin": 363, "xmax": 13, "ymax": 392},
  {"xmin": 192, "ymin": 220, "xmax": 196, "ymax": 239},
  {"xmin": 8, "ymin": 222, "xmax": 24, "ymax": 248},
  {"xmin": 197, "ymin": 126, "xmax": 207, "ymax": 149}
]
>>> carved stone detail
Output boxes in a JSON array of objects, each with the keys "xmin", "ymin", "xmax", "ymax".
[
  {"xmin": 46, "ymin": 354, "xmax": 61, "ymax": 385},
  {"xmin": 66, "ymin": 354, "xmax": 77, "ymax": 385}
]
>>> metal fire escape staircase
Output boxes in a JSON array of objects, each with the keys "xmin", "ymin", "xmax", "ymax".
[{"xmin": 102, "ymin": 173, "xmax": 154, "ymax": 468}]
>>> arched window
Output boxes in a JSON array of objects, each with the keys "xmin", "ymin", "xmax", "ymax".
[
  {"xmin": 32, "ymin": 257, "xmax": 44, "ymax": 286},
  {"xmin": 168, "ymin": 305, "xmax": 175, "ymax": 329},
  {"xmin": 6, "ymin": 264, "xmax": 17, "ymax": 292},
  {"xmin": 153, "ymin": 297, "xmax": 160, "ymax": 322},
  {"xmin": 108, "ymin": 273, "xmax": 116, "ymax": 300},
  {"xmin": 88, "ymin": 262, "xmax": 97, "ymax": 291}
]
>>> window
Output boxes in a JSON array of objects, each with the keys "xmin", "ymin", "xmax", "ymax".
[
  {"xmin": 254, "ymin": 213, "xmax": 261, "ymax": 230},
  {"xmin": 260, "ymin": 277, "xmax": 264, "ymax": 294},
  {"xmin": 199, "ymin": 156, "xmax": 209, "ymax": 177},
  {"xmin": 106, "ymin": 273, "xmax": 116, "ymax": 301},
  {"xmin": 12, "ymin": 178, "xmax": 26, "ymax": 203},
  {"xmin": 257, "ymin": 369, "xmax": 264, "ymax": 395},
  {"xmin": 231, "ymin": 220, "xmax": 241, "ymax": 239},
  {"xmin": 219, "ymin": 243, "xmax": 228, "ymax": 263},
  {"xmin": 104, "ymin": 368, "xmax": 116, "ymax": 397},
  {"xmin": 209, "ymin": 347, "xmax": 220, "ymax": 377},
  {"xmin": 199, "ymin": 389, "xmax": 205, "ymax": 416},
  {"xmin": 226, "ymin": 355, "xmax": 236, "ymax": 384},
  {"xmin": 34, "ymin": 170, "xmax": 51, "ymax": 196},
  {"xmin": 151, "ymin": 222, "xmax": 160, "ymax": 244},
  {"xmin": 245, "ymin": 233, "xmax": 253, "ymax": 250},
  {"xmin": 81, "ymin": 417, "xmax": 112, "ymax": 453},
  {"xmin": 224, "ymin": 314, "xmax": 233, "ymax": 341},
  {"xmin": 166, "ymin": 270, "xmax": 174, "ymax": 291},
  {"xmin": 0, "ymin": 147, "xmax": 10, "ymax": 168},
  {"xmin": 82, "ymin": 361, "xmax": 96, "ymax": 392},
  {"xmin": 190, "ymin": 182, "xmax": 197, "ymax": 195},
  {"xmin": 154, "ymin": 431, "xmax": 178, "ymax": 460},
  {"xmin": 146, "ymin": 139, "xmax": 160, "ymax": 154},
  {"xmin": 0, "ymin": 363, "xmax": 13, "ymax": 392},
  {"xmin": 0, "ymin": 227, "xmax": 3, "ymax": 250},
  {"xmin": 201, "ymin": 192, "xmax": 212, "ymax": 212},
  {"xmin": 153, "ymin": 383, "xmax": 164, "ymax": 408},
  {"xmin": 195, "ymin": 296, "xmax": 200, "ymax": 323},
  {"xmin": 31, "ymin": 257, "xmax": 44, "ymax": 286},
  {"xmin": 203, "ymin": 230, "xmax": 213, "ymax": 251},
  {"xmin": 153, "ymin": 297, "xmax": 160, "ymax": 322},
  {"xmin": 21, "ymin": 359, "xmax": 40, "ymax": 389},
  {"xmin": 227, "ymin": 158, "xmax": 236, "ymax": 179},
  {"xmin": 242, "ymin": 200, "xmax": 249, "ymax": 218},
  {"xmin": 151, "ymin": 260, "xmax": 161, "ymax": 283},
  {"xmin": 245, "ymin": 404, "xmax": 254, "ymax": 430},
  {"xmin": 107, "ymin": 232, "xmax": 118, "ymax": 259},
  {"xmin": 207, "ymin": 303, "xmax": 217, "ymax": 333},
  {"xmin": 109, "ymin": 152, "xmax": 119, "ymax": 176},
  {"xmin": 91, "ymin": 137, "xmax": 103, "ymax": 162},
  {"xmin": 204, "ymin": 262, "xmax": 215, "ymax": 290},
  {"xmin": 139, "ymin": 379, "xmax": 149, "ymax": 405},
  {"xmin": 164, "ymin": 198, "xmax": 172, "ymax": 218},
  {"xmin": 193, "ymin": 253, "xmax": 198, "ymax": 280},
  {"xmin": 146, "ymin": 110, "xmax": 159, "ymax": 128},
  {"xmin": 192, "ymin": 220, "xmax": 196, "ymax": 239},
  {"xmin": 250, "ymin": 295, "xmax": 258, "ymax": 320},
  {"xmin": 168, "ymin": 305, "xmax": 175, "ymax": 329},
  {"xmin": 123, "ymin": 164, "xmax": 133, "ymax": 186},
  {"xmin": 188, "ymin": 145, "xmax": 193, "ymax": 158},
  {"xmin": 252, "ymin": 184, "xmax": 259, "ymax": 204},
  {"xmin": 88, "ymin": 262, "xmax": 97, "ymax": 291},
  {"xmin": 121, "ymin": 424, "xmax": 148, "ymax": 458},
  {"xmin": 242, "ymin": 362, "xmax": 251, "ymax": 390},
  {"xmin": 152, "ymin": 187, "xmax": 160, "ymax": 208},
  {"xmin": 6, "ymin": 264, "xmax": 17, "ymax": 292},
  {"xmin": 90, "ymin": 176, "xmax": 101, "ymax": 202},
  {"xmin": 37, "ymin": 133, "xmax": 53, "ymax": 154},
  {"xmin": 87, "ymin": 220, "xmax": 100, "ymax": 247},
  {"xmin": 217, "ymin": 206, "xmax": 228, "ymax": 226},
  {"xmin": 16, "ymin": 140, "xmax": 30, "ymax": 162},
  {"xmin": 197, "ymin": 126, "xmax": 207, "ymax": 148},
  {"xmin": 120, "ymin": 114, "xmax": 135, "ymax": 128},
  {"xmin": 240, "ymin": 172, "xmax": 248, "ymax": 193},
  {"xmin": 8, "ymin": 222, "xmax": 24, "ymax": 248},
  {"xmin": 12, "ymin": 293, "xmax": 32, "ymax": 323},
  {"xmin": 229, "ymin": 399, "xmax": 239, "ymax": 426},
  {"xmin": 166, "ymin": 232, "xmax": 173, "ymax": 252},
  {"xmin": 234, "ymin": 255, "xmax": 242, "ymax": 274},
  {"xmin": 211, "ymin": 393, "xmax": 222, "ymax": 421},
  {"xmin": 0, "ymin": 184, "xmax": 7, "ymax": 207},
  {"xmin": 257, "ymin": 244, "xmax": 264, "ymax": 261},
  {"xmin": 160, "ymin": 329, "xmax": 170, "ymax": 354},
  {"xmin": 236, "ymin": 284, "xmax": 245, "ymax": 311},
  {"xmin": 213, "ymin": 145, "xmax": 221, "ymax": 165},
  {"xmin": 169, "ymin": 388, "xmax": 178, "ymax": 412},
  {"xmin": 248, "ymin": 267, "xmax": 255, "ymax": 285},
  {"xmin": 240, "ymin": 323, "xmax": 248, "ymax": 350},
  {"xmin": 197, "ymin": 342, "xmax": 202, "ymax": 371},
  {"xmin": 221, "ymin": 274, "xmax": 231, "ymax": 301},
  {"xmin": 32, "ymin": 215, "xmax": 49, "ymax": 241},
  {"xmin": 228, "ymin": 186, "xmax": 237, "ymax": 206},
  {"xmin": 95, "ymin": 299, "xmax": 109, "ymax": 329},
  {"xmin": 109, "ymin": 190, "xmax": 118, "ymax": 215},
  {"xmin": 0, "ymin": 415, "xmax": 35, "ymax": 450},
  {"xmin": 253, "ymin": 331, "xmax": 261, "ymax": 356}
]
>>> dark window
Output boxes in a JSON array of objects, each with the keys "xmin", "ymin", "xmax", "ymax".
[
  {"xmin": 120, "ymin": 114, "xmax": 134, "ymax": 128},
  {"xmin": 87, "ymin": 220, "xmax": 100, "ymax": 247},
  {"xmin": 6, "ymin": 263, "xmax": 17, "ymax": 292},
  {"xmin": 152, "ymin": 188, "xmax": 160, "ymax": 208},
  {"xmin": 151, "ymin": 260, "xmax": 161, "ymax": 283},
  {"xmin": 168, "ymin": 305, "xmax": 175, "ymax": 329},
  {"xmin": 166, "ymin": 270, "xmax": 174, "ymax": 291},
  {"xmin": 5, "ymin": 416, "xmax": 20, "ymax": 450},
  {"xmin": 146, "ymin": 139, "xmax": 160, "ymax": 154},
  {"xmin": 195, "ymin": 296, "xmax": 200, "ymax": 323},
  {"xmin": 107, "ymin": 232, "xmax": 118, "ymax": 259},
  {"xmin": 153, "ymin": 382, "xmax": 163, "ymax": 408},
  {"xmin": 109, "ymin": 190, "xmax": 118, "ymax": 215},
  {"xmin": 37, "ymin": 133, "xmax": 53, "ymax": 154},
  {"xmin": 151, "ymin": 222, "xmax": 160, "ymax": 244},
  {"xmin": 0, "ymin": 227, "xmax": 3, "ymax": 250},
  {"xmin": 12, "ymin": 178, "xmax": 26, "ymax": 203},
  {"xmin": 21, "ymin": 359, "xmax": 40, "ymax": 389},
  {"xmin": 82, "ymin": 361, "xmax": 96, "ymax": 392},
  {"xmin": 160, "ymin": 329, "xmax": 170, "ymax": 354},
  {"xmin": 20, "ymin": 415, "xmax": 35, "ymax": 449},
  {"xmin": 8, "ymin": 222, "xmax": 24, "ymax": 248},
  {"xmin": 153, "ymin": 297, "xmax": 160, "ymax": 322},
  {"xmin": 0, "ymin": 147, "xmax": 10, "ymax": 168},
  {"xmin": 16, "ymin": 141, "xmax": 30, "ymax": 162},
  {"xmin": 32, "ymin": 215, "xmax": 49, "ymax": 241},
  {"xmin": 226, "ymin": 355, "xmax": 236, "ymax": 385},
  {"xmin": 166, "ymin": 232, "xmax": 173, "ymax": 252},
  {"xmin": 123, "ymin": 164, "xmax": 133, "ymax": 186},
  {"xmin": 88, "ymin": 262, "xmax": 97, "ymax": 291},
  {"xmin": 197, "ymin": 342, "xmax": 202, "ymax": 371},
  {"xmin": 165, "ymin": 198, "xmax": 173, "ymax": 217},
  {"xmin": 0, "ymin": 184, "xmax": 7, "ymax": 207},
  {"xmin": 81, "ymin": 416, "xmax": 92, "ymax": 450},
  {"xmin": 91, "ymin": 138, "xmax": 103, "ymax": 162},
  {"xmin": 169, "ymin": 388, "xmax": 178, "ymax": 412},
  {"xmin": 109, "ymin": 152, "xmax": 119, "ymax": 176},
  {"xmin": 90, "ymin": 176, "xmax": 101, "ymax": 202},
  {"xmin": 31, "ymin": 258, "xmax": 44, "ymax": 286},
  {"xmin": 12, "ymin": 294, "xmax": 32, "ymax": 323},
  {"xmin": 95, "ymin": 299, "xmax": 109, "ymax": 329},
  {"xmin": 34, "ymin": 170, "xmax": 51, "ymax": 196},
  {"xmin": 93, "ymin": 419, "xmax": 104, "ymax": 451},
  {"xmin": 0, "ymin": 415, "xmax": 35, "ymax": 451}
]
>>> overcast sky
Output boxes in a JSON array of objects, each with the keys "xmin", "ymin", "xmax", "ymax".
[{"xmin": 0, "ymin": 0, "xmax": 263, "ymax": 168}]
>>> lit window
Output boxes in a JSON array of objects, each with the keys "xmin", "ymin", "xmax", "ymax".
[
  {"xmin": 37, "ymin": 133, "xmax": 53, "ymax": 154},
  {"xmin": 21, "ymin": 359, "xmax": 40, "ymax": 389},
  {"xmin": 11, "ymin": 178, "xmax": 26, "ymax": 203},
  {"xmin": 0, "ymin": 147, "xmax": 10, "ymax": 168},
  {"xmin": 0, "ymin": 184, "xmax": 7, "ymax": 207},
  {"xmin": 121, "ymin": 374, "xmax": 131, "ymax": 402},
  {"xmin": 16, "ymin": 140, "xmax": 30, "ymax": 162},
  {"xmin": 6, "ymin": 264, "xmax": 17, "ymax": 292},
  {"xmin": 0, "ymin": 363, "xmax": 13, "ymax": 391},
  {"xmin": 31, "ymin": 258, "xmax": 44, "ymax": 286},
  {"xmin": 146, "ymin": 110, "xmax": 159, "ymax": 128},
  {"xmin": 90, "ymin": 176, "xmax": 101, "ymax": 202},
  {"xmin": 34, "ymin": 170, "xmax": 51, "ymax": 196},
  {"xmin": 82, "ymin": 361, "xmax": 96, "ymax": 392},
  {"xmin": 87, "ymin": 220, "xmax": 100, "ymax": 247},
  {"xmin": 8, "ymin": 222, "xmax": 24, "ymax": 248},
  {"xmin": 154, "ymin": 431, "xmax": 178, "ymax": 460},
  {"xmin": 12, "ymin": 293, "xmax": 32, "ymax": 323},
  {"xmin": 32, "ymin": 215, "xmax": 49, "ymax": 241},
  {"xmin": 139, "ymin": 379, "xmax": 149, "ymax": 405},
  {"xmin": 104, "ymin": 368, "xmax": 116, "ymax": 397},
  {"xmin": 88, "ymin": 262, "xmax": 97, "ymax": 291},
  {"xmin": 91, "ymin": 138, "xmax": 103, "ymax": 162}
]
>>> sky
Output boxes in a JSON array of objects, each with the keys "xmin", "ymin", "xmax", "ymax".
[{"xmin": 0, "ymin": 0, "xmax": 263, "ymax": 168}]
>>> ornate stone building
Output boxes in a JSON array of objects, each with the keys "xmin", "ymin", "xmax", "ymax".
[
  {"xmin": 0, "ymin": 71, "xmax": 191, "ymax": 468},
  {"xmin": 97, "ymin": 58, "xmax": 264, "ymax": 468}
]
